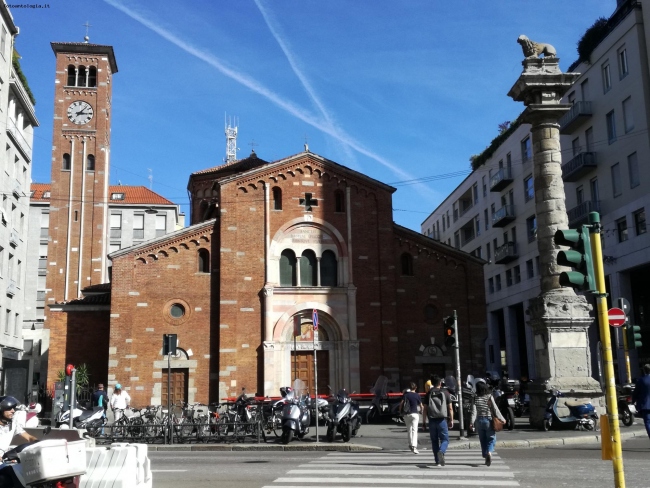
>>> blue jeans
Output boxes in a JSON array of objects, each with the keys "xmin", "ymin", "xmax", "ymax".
[
  {"xmin": 428, "ymin": 418, "xmax": 449, "ymax": 461},
  {"xmin": 476, "ymin": 416, "xmax": 496, "ymax": 458},
  {"xmin": 642, "ymin": 410, "xmax": 650, "ymax": 440}
]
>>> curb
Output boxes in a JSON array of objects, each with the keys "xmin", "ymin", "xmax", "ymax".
[{"xmin": 147, "ymin": 443, "xmax": 382, "ymax": 452}]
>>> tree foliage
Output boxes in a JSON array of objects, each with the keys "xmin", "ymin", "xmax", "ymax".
[
  {"xmin": 12, "ymin": 50, "xmax": 36, "ymax": 106},
  {"xmin": 577, "ymin": 17, "xmax": 609, "ymax": 65}
]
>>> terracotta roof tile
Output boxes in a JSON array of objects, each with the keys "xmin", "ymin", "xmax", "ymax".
[
  {"xmin": 191, "ymin": 151, "xmax": 268, "ymax": 176},
  {"xmin": 30, "ymin": 184, "xmax": 175, "ymax": 205}
]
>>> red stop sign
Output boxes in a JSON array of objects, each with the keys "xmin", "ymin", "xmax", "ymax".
[{"xmin": 608, "ymin": 307, "xmax": 626, "ymax": 327}]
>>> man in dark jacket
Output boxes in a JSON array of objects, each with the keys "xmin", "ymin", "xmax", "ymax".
[
  {"xmin": 633, "ymin": 363, "xmax": 650, "ymax": 440},
  {"xmin": 92, "ymin": 384, "xmax": 108, "ymax": 435}
]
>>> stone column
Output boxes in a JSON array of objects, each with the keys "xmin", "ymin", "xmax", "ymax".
[{"xmin": 508, "ymin": 53, "xmax": 603, "ymax": 427}]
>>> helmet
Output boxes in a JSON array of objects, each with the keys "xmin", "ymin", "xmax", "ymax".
[
  {"xmin": 115, "ymin": 383, "xmax": 122, "ymax": 390},
  {"xmin": 0, "ymin": 396, "xmax": 20, "ymax": 412}
]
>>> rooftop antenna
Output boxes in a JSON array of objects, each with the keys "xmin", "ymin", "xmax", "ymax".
[
  {"xmin": 148, "ymin": 168, "xmax": 153, "ymax": 190},
  {"xmin": 303, "ymin": 134, "xmax": 309, "ymax": 152},
  {"xmin": 83, "ymin": 21, "xmax": 92, "ymax": 43},
  {"xmin": 225, "ymin": 113, "xmax": 239, "ymax": 163}
]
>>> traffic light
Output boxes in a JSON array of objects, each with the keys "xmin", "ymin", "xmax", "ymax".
[
  {"xmin": 444, "ymin": 316, "xmax": 456, "ymax": 347},
  {"xmin": 626, "ymin": 324, "xmax": 642, "ymax": 349},
  {"xmin": 163, "ymin": 334, "xmax": 178, "ymax": 355},
  {"xmin": 553, "ymin": 225, "xmax": 596, "ymax": 292}
]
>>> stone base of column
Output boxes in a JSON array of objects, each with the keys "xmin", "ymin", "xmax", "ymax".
[{"xmin": 526, "ymin": 290, "xmax": 604, "ymax": 428}]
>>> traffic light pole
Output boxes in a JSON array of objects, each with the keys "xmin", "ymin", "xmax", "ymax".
[
  {"xmin": 622, "ymin": 326, "xmax": 631, "ymax": 384},
  {"xmin": 589, "ymin": 212, "xmax": 625, "ymax": 488},
  {"xmin": 452, "ymin": 310, "xmax": 465, "ymax": 438}
]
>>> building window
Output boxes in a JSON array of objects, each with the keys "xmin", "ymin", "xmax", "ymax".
[
  {"xmin": 482, "ymin": 176, "xmax": 487, "ymax": 197},
  {"xmin": 484, "ymin": 209, "xmax": 489, "ymax": 231},
  {"xmin": 526, "ymin": 215, "xmax": 537, "ymax": 242},
  {"xmin": 473, "ymin": 246, "xmax": 482, "ymax": 259},
  {"xmin": 611, "ymin": 163, "xmax": 622, "ymax": 197},
  {"xmin": 170, "ymin": 303, "xmax": 185, "ymax": 318},
  {"xmin": 133, "ymin": 214, "xmax": 144, "ymax": 239},
  {"xmin": 486, "ymin": 242, "xmax": 491, "ymax": 263},
  {"xmin": 572, "ymin": 137, "xmax": 581, "ymax": 156},
  {"xmin": 585, "ymin": 127, "xmax": 594, "ymax": 151},
  {"xmin": 473, "ymin": 184, "xmax": 479, "ymax": 204},
  {"xmin": 576, "ymin": 185, "xmax": 584, "ymax": 205},
  {"xmin": 606, "ymin": 110, "xmax": 617, "ymax": 144},
  {"xmin": 300, "ymin": 250, "xmax": 317, "ymax": 286},
  {"xmin": 618, "ymin": 47, "xmax": 628, "ymax": 78},
  {"xmin": 628, "ymin": 152, "xmax": 639, "ymax": 188},
  {"xmin": 66, "ymin": 65, "xmax": 76, "ymax": 86},
  {"xmin": 0, "ymin": 26, "xmax": 6, "ymax": 58},
  {"xmin": 279, "ymin": 249, "xmax": 297, "ymax": 286},
  {"xmin": 272, "ymin": 187, "xmax": 282, "ymax": 210},
  {"xmin": 42, "ymin": 191, "xmax": 50, "ymax": 199},
  {"xmin": 198, "ymin": 248, "xmax": 210, "ymax": 273},
  {"xmin": 424, "ymin": 304, "xmax": 438, "ymax": 323},
  {"xmin": 321, "ymin": 250, "xmax": 338, "ymax": 286},
  {"xmin": 401, "ymin": 252, "xmax": 414, "ymax": 276},
  {"xmin": 521, "ymin": 136, "xmax": 532, "ymax": 163},
  {"xmin": 590, "ymin": 177, "xmax": 600, "ymax": 202},
  {"xmin": 602, "ymin": 62, "xmax": 611, "ymax": 92},
  {"xmin": 616, "ymin": 218, "xmax": 628, "ymax": 242},
  {"xmin": 108, "ymin": 242, "xmax": 121, "ymax": 254},
  {"xmin": 88, "ymin": 66, "xmax": 97, "ymax": 87},
  {"xmin": 488, "ymin": 278, "xmax": 494, "ymax": 294},
  {"xmin": 495, "ymin": 274, "xmax": 502, "ymax": 291},
  {"xmin": 506, "ymin": 269, "xmax": 513, "ymax": 287},
  {"xmin": 634, "ymin": 209, "xmax": 646, "ymax": 236},
  {"xmin": 62, "ymin": 153, "xmax": 71, "ymax": 170},
  {"xmin": 155, "ymin": 214, "xmax": 166, "ymax": 237},
  {"xmin": 514, "ymin": 265, "xmax": 521, "ymax": 284},
  {"xmin": 335, "ymin": 190, "xmax": 345, "ymax": 213},
  {"xmin": 110, "ymin": 213, "xmax": 122, "ymax": 238},
  {"xmin": 111, "ymin": 193, "xmax": 125, "ymax": 200},
  {"xmin": 86, "ymin": 154, "xmax": 95, "ymax": 171},
  {"xmin": 524, "ymin": 175, "xmax": 534, "ymax": 202},
  {"xmin": 454, "ymin": 231, "xmax": 460, "ymax": 249},
  {"xmin": 622, "ymin": 97, "xmax": 634, "ymax": 134},
  {"xmin": 526, "ymin": 259, "xmax": 534, "ymax": 279}
]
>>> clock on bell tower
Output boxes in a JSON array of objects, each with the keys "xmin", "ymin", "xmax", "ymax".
[{"xmin": 45, "ymin": 42, "xmax": 118, "ymax": 306}]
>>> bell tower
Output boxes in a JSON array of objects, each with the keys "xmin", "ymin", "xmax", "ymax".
[{"xmin": 45, "ymin": 41, "xmax": 117, "ymax": 305}]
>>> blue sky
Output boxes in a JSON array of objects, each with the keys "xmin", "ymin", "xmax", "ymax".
[{"xmin": 13, "ymin": 0, "xmax": 615, "ymax": 230}]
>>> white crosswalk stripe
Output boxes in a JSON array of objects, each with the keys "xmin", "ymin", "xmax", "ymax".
[{"xmin": 263, "ymin": 450, "xmax": 520, "ymax": 487}]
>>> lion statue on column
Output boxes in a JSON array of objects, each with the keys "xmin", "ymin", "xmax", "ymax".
[{"xmin": 517, "ymin": 35, "xmax": 557, "ymax": 59}]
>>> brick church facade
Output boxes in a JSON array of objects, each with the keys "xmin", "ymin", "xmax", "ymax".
[{"xmin": 42, "ymin": 41, "xmax": 487, "ymax": 406}]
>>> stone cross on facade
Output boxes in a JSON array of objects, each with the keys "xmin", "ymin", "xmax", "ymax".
[
  {"xmin": 299, "ymin": 193, "xmax": 318, "ymax": 212},
  {"xmin": 508, "ymin": 38, "xmax": 603, "ymax": 427}
]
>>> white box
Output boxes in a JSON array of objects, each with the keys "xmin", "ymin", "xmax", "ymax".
[{"xmin": 19, "ymin": 439, "xmax": 87, "ymax": 484}]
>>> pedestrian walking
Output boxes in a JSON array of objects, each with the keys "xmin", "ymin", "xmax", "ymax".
[
  {"xmin": 422, "ymin": 374, "xmax": 434, "ymax": 431},
  {"xmin": 92, "ymin": 383, "xmax": 109, "ymax": 435},
  {"xmin": 425, "ymin": 375, "xmax": 453, "ymax": 466},
  {"xmin": 470, "ymin": 379, "xmax": 505, "ymax": 466},
  {"xmin": 110, "ymin": 383, "xmax": 131, "ymax": 421},
  {"xmin": 633, "ymin": 363, "xmax": 650, "ymax": 440},
  {"xmin": 400, "ymin": 382, "xmax": 423, "ymax": 454}
]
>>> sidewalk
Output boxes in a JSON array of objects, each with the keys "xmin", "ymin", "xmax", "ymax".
[{"xmin": 148, "ymin": 417, "xmax": 649, "ymax": 452}]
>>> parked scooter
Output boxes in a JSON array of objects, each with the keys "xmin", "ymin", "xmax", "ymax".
[
  {"xmin": 492, "ymin": 379, "xmax": 517, "ymax": 431},
  {"xmin": 542, "ymin": 390, "xmax": 599, "ymax": 431},
  {"xmin": 0, "ymin": 426, "xmax": 86, "ymax": 487},
  {"xmin": 366, "ymin": 376, "xmax": 402, "ymax": 423},
  {"xmin": 14, "ymin": 403, "xmax": 42, "ymax": 429},
  {"xmin": 54, "ymin": 401, "xmax": 105, "ymax": 435},
  {"xmin": 617, "ymin": 383, "xmax": 637, "ymax": 427},
  {"xmin": 325, "ymin": 388, "xmax": 361, "ymax": 442},
  {"xmin": 280, "ymin": 389, "xmax": 311, "ymax": 444}
]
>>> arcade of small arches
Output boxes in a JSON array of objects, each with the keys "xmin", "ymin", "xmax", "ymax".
[
  {"xmin": 61, "ymin": 153, "xmax": 95, "ymax": 171},
  {"xmin": 279, "ymin": 249, "xmax": 338, "ymax": 287},
  {"xmin": 66, "ymin": 65, "xmax": 97, "ymax": 88},
  {"xmin": 133, "ymin": 237, "xmax": 211, "ymax": 271}
]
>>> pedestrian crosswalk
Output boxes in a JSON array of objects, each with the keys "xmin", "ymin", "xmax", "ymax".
[{"xmin": 264, "ymin": 449, "xmax": 520, "ymax": 487}]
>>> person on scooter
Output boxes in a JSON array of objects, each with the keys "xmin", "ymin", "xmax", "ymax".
[
  {"xmin": 469, "ymin": 380, "xmax": 505, "ymax": 467},
  {"xmin": 0, "ymin": 397, "xmax": 37, "ymax": 457},
  {"xmin": 633, "ymin": 363, "xmax": 650, "ymax": 440}
]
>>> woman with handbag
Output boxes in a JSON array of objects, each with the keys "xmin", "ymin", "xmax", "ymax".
[{"xmin": 469, "ymin": 380, "xmax": 506, "ymax": 466}]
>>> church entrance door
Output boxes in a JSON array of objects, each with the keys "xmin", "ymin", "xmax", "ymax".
[
  {"xmin": 291, "ymin": 350, "xmax": 329, "ymax": 393},
  {"xmin": 162, "ymin": 368, "xmax": 188, "ymax": 406}
]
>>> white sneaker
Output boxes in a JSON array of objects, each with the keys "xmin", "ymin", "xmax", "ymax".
[{"xmin": 413, "ymin": 448, "xmax": 419, "ymax": 454}]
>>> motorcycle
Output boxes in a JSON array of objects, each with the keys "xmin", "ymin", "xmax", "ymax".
[
  {"xmin": 617, "ymin": 383, "xmax": 637, "ymax": 427},
  {"xmin": 325, "ymin": 388, "xmax": 361, "ymax": 442},
  {"xmin": 54, "ymin": 401, "xmax": 106, "ymax": 435},
  {"xmin": 493, "ymin": 378, "xmax": 517, "ymax": 431},
  {"xmin": 0, "ymin": 426, "xmax": 86, "ymax": 487},
  {"xmin": 542, "ymin": 390, "xmax": 599, "ymax": 431},
  {"xmin": 366, "ymin": 376, "xmax": 402, "ymax": 423},
  {"xmin": 280, "ymin": 388, "xmax": 311, "ymax": 444},
  {"xmin": 14, "ymin": 403, "xmax": 42, "ymax": 429}
]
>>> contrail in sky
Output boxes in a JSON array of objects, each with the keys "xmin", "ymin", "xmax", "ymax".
[
  {"xmin": 103, "ymin": 0, "xmax": 421, "ymax": 186},
  {"xmin": 253, "ymin": 0, "xmax": 356, "ymax": 164}
]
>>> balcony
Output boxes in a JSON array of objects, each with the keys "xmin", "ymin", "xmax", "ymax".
[
  {"xmin": 490, "ymin": 167, "xmax": 514, "ymax": 192},
  {"xmin": 559, "ymin": 101, "xmax": 592, "ymax": 134},
  {"xmin": 7, "ymin": 118, "xmax": 32, "ymax": 155},
  {"xmin": 568, "ymin": 200, "xmax": 601, "ymax": 227},
  {"xmin": 562, "ymin": 152, "xmax": 597, "ymax": 182},
  {"xmin": 6, "ymin": 280, "xmax": 17, "ymax": 297},
  {"xmin": 12, "ymin": 178, "xmax": 23, "ymax": 198},
  {"xmin": 9, "ymin": 229, "xmax": 19, "ymax": 247},
  {"xmin": 492, "ymin": 205, "xmax": 516, "ymax": 228},
  {"xmin": 494, "ymin": 242, "xmax": 518, "ymax": 264}
]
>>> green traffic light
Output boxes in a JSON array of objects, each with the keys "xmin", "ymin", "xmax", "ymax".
[
  {"xmin": 553, "ymin": 226, "xmax": 596, "ymax": 292},
  {"xmin": 627, "ymin": 324, "xmax": 642, "ymax": 349}
]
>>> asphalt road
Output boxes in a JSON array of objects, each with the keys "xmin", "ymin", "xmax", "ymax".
[{"xmin": 148, "ymin": 435, "xmax": 650, "ymax": 488}]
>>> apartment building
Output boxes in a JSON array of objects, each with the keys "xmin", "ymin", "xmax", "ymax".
[
  {"xmin": 422, "ymin": 0, "xmax": 650, "ymax": 382},
  {"xmin": 0, "ymin": 3, "xmax": 39, "ymax": 388}
]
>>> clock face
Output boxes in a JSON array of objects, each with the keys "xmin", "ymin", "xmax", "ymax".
[{"xmin": 67, "ymin": 101, "xmax": 94, "ymax": 125}]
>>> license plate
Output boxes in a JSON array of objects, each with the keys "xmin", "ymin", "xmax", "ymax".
[{"xmin": 508, "ymin": 399, "xmax": 515, "ymax": 406}]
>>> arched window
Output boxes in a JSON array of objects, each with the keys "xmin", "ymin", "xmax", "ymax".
[
  {"xmin": 78, "ymin": 66, "xmax": 87, "ymax": 87},
  {"xmin": 424, "ymin": 304, "xmax": 438, "ymax": 324},
  {"xmin": 401, "ymin": 252, "xmax": 414, "ymax": 276},
  {"xmin": 300, "ymin": 250, "xmax": 317, "ymax": 286},
  {"xmin": 66, "ymin": 66, "xmax": 76, "ymax": 86},
  {"xmin": 335, "ymin": 190, "xmax": 345, "ymax": 213},
  {"xmin": 198, "ymin": 248, "xmax": 210, "ymax": 273},
  {"xmin": 279, "ymin": 249, "xmax": 297, "ymax": 286},
  {"xmin": 321, "ymin": 250, "xmax": 337, "ymax": 286},
  {"xmin": 86, "ymin": 154, "xmax": 95, "ymax": 171},
  {"xmin": 272, "ymin": 187, "xmax": 282, "ymax": 210},
  {"xmin": 88, "ymin": 66, "xmax": 97, "ymax": 87},
  {"xmin": 62, "ymin": 153, "xmax": 71, "ymax": 171}
]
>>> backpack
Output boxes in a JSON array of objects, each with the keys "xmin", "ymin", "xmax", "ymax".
[
  {"xmin": 428, "ymin": 388, "xmax": 447, "ymax": 419},
  {"xmin": 401, "ymin": 394, "xmax": 411, "ymax": 415}
]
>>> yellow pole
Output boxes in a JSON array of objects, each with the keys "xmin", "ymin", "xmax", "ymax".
[
  {"xmin": 622, "ymin": 328, "xmax": 632, "ymax": 384},
  {"xmin": 589, "ymin": 212, "xmax": 625, "ymax": 487}
]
